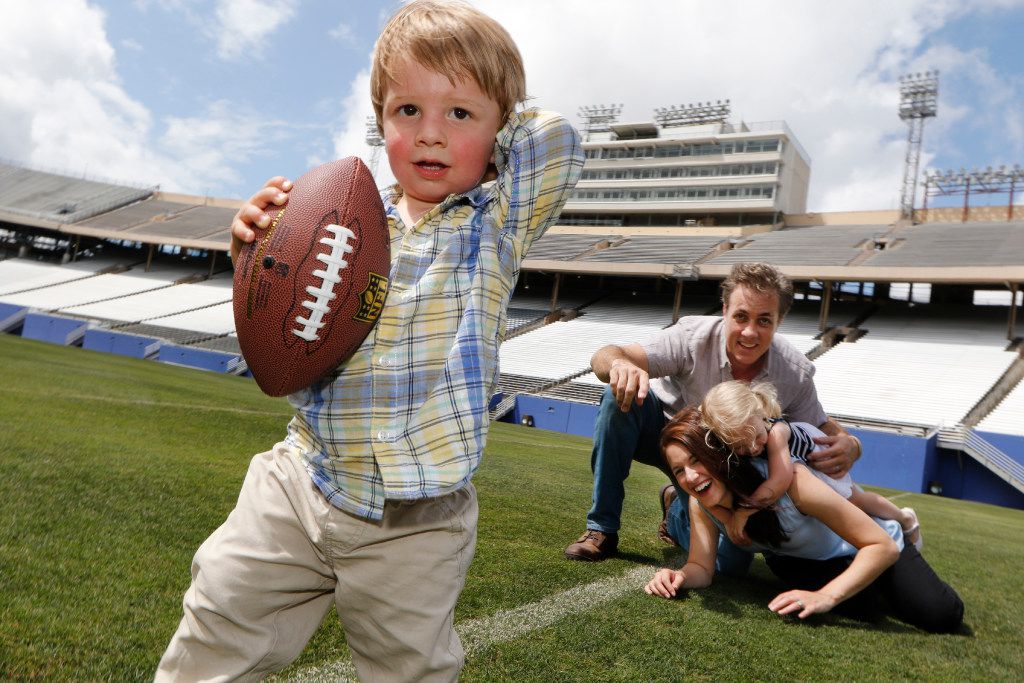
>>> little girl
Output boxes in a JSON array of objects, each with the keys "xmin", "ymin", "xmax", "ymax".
[{"xmin": 699, "ymin": 380, "xmax": 922, "ymax": 549}]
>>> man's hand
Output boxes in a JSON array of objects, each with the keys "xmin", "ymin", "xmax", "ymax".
[
  {"xmin": 807, "ymin": 433, "xmax": 860, "ymax": 478},
  {"xmin": 229, "ymin": 176, "xmax": 292, "ymax": 262},
  {"xmin": 608, "ymin": 358, "xmax": 649, "ymax": 412}
]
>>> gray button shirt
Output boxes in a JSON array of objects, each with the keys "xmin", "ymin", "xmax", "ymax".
[{"xmin": 641, "ymin": 315, "xmax": 828, "ymax": 426}]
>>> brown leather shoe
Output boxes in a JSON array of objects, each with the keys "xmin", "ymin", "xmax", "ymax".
[
  {"xmin": 658, "ymin": 484, "xmax": 678, "ymax": 546},
  {"xmin": 564, "ymin": 529, "xmax": 618, "ymax": 561}
]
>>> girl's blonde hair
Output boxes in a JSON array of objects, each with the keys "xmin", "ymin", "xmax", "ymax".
[
  {"xmin": 700, "ymin": 380, "xmax": 781, "ymax": 452},
  {"xmin": 370, "ymin": 0, "xmax": 526, "ymax": 133}
]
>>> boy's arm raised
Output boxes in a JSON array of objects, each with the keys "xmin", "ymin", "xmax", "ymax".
[
  {"xmin": 750, "ymin": 422, "xmax": 795, "ymax": 507},
  {"xmin": 491, "ymin": 109, "xmax": 584, "ymax": 255}
]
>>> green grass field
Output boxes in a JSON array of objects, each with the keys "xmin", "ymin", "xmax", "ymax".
[{"xmin": 2, "ymin": 333, "xmax": 1023, "ymax": 681}]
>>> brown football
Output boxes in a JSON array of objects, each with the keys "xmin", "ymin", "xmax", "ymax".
[{"xmin": 233, "ymin": 157, "xmax": 390, "ymax": 397}]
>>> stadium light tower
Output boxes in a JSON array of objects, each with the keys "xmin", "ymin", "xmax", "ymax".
[
  {"xmin": 653, "ymin": 100, "xmax": 731, "ymax": 128},
  {"xmin": 922, "ymin": 164, "xmax": 1024, "ymax": 222},
  {"xmin": 365, "ymin": 116, "xmax": 385, "ymax": 180},
  {"xmin": 897, "ymin": 71, "xmax": 939, "ymax": 221},
  {"xmin": 578, "ymin": 104, "xmax": 622, "ymax": 141}
]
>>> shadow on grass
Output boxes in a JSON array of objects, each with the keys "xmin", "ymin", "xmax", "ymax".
[
  {"xmin": 648, "ymin": 547, "xmax": 971, "ymax": 637},
  {"xmin": 616, "ymin": 550, "xmax": 661, "ymax": 565}
]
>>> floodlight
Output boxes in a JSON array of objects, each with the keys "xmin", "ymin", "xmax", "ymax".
[
  {"xmin": 365, "ymin": 116, "xmax": 383, "ymax": 147},
  {"xmin": 578, "ymin": 104, "xmax": 623, "ymax": 140},
  {"xmin": 653, "ymin": 100, "xmax": 730, "ymax": 127},
  {"xmin": 922, "ymin": 165, "xmax": 1023, "ymax": 221},
  {"xmin": 899, "ymin": 71, "xmax": 939, "ymax": 120},
  {"xmin": 365, "ymin": 115, "xmax": 385, "ymax": 178}
]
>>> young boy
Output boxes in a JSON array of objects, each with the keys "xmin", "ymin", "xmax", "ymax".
[{"xmin": 156, "ymin": 2, "xmax": 583, "ymax": 680}]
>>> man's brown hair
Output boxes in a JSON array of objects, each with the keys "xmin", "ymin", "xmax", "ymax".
[{"xmin": 720, "ymin": 262, "xmax": 794, "ymax": 319}]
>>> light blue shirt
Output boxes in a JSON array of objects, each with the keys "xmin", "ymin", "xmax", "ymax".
[{"xmin": 703, "ymin": 459, "xmax": 904, "ymax": 561}]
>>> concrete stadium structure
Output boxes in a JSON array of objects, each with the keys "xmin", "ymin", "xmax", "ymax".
[
  {"xmin": 1, "ymin": 138, "xmax": 1022, "ymax": 509},
  {"xmin": 563, "ymin": 117, "xmax": 809, "ymax": 228}
]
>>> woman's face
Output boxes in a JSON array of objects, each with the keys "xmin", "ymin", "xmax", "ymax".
[{"xmin": 664, "ymin": 443, "xmax": 733, "ymax": 509}]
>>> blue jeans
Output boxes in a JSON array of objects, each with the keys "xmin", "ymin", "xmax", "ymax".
[{"xmin": 587, "ymin": 386, "xmax": 752, "ymax": 576}]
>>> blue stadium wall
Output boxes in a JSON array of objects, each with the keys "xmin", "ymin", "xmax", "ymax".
[{"xmin": 504, "ymin": 394, "xmax": 1024, "ymax": 510}]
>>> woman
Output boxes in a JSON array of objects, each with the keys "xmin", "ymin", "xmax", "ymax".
[{"xmin": 644, "ymin": 408, "xmax": 963, "ymax": 633}]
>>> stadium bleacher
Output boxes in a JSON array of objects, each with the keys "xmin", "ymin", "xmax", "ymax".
[
  {"xmin": 977, "ymin": 381, "xmax": 1024, "ymax": 436},
  {"xmin": 579, "ymin": 235, "xmax": 725, "ymax": 264},
  {"xmin": 813, "ymin": 338, "xmax": 1015, "ymax": 427},
  {"xmin": 0, "ymin": 161, "xmax": 152, "ymax": 224},
  {"xmin": 0, "ymin": 263, "xmax": 208, "ymax": 312},
  {"xmin": 0, "ymin": 256, "xmax": 133, "ymax": 296},
  {"xmin": 525, "ymin": 233, "xmax": 621, "ymax": 261},
  {"xmin": 863, "ymin": 221, "xmax": 1024, "ymax": 268},
  {"xmin": 702, "ymin": 225, "xmax": 885, "ymax": 267},
  {"xmin": 0, "ymin": 158, "xmax": 1021, "ymax": 507}
]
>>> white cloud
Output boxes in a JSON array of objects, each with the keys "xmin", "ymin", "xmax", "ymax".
[
  {"xmin": 324, "ymin": 0, "xmax": 1018, "ymax": 212},
  {"xmin": 160, "ymin": 100, "xmax": 290, "ymax": 194},
  {"xmin": 328, "ymin": 21, "xmax": 357, "ymax": 46},
  {"xmin": 0, "ymin": 1, "xmax": 136, "ymax": 170},
  {"xmin": 3, "ymin": 1, "xmax": 1021, "ymax": 208},
  {"xmin": 213, "ymin": 0, "xmax": 298, "ymax": 61},
  {"xmin": 0, "ymin": 0, "xmax": 286, "ymax": 196},
  {"xmin": 329, "ymin": 71, "xmax": 393, "ymax": 188}
]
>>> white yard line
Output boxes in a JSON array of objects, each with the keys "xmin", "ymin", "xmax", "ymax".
[
  {"xmin": 6, "ymin": 387, "xmax": 283, "ymax": 416},
  {"xmin": 280, "ymin": 565, "xmax": 652, "ymax": 683}
]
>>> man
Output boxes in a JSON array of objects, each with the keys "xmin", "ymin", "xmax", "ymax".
[{"xmin": 565, "ymin": 262, "xmax": 861, "ymax": 566}]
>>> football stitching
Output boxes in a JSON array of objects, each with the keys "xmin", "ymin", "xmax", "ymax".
[
  {"xmin": 245, "ymin": 204, "xmax": 286, "ymax": 319},
  {"xmin": 292, "ymin": 224, "xmax": 356, "ymax": 342}
]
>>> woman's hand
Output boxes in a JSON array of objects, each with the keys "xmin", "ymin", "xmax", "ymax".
[
  {"xmin": 644, "ymin": 568, "xmax": 685, "ymax": 599},
  {"xmin": 768, "ymin": 589, "xmax": 837, "ymax": 619},
  {"xmin": 230, "ymin": 176, "xmax": 292, "ymax": 261}
]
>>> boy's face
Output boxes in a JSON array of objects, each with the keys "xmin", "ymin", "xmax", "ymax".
[
  {"xmin": 381, "ymin": 57, "xmax": 503, "ymax": 222},
  {"xmin": 731, "ymin": 416, "xmax": 770, "ymax": 457}
]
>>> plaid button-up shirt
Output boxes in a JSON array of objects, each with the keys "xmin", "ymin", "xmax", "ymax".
[{"xmin": 284, "ymin": 109, "xmax": 583, "ymax": 520}]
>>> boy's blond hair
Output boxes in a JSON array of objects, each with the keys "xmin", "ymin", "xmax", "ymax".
[
  {"xmin": 701, "ymin": 380, "xmax": 782, "ymax": 452},
  {"xmin": 370, "ymin": 0, "xmax": 526, "ymax": 132}
]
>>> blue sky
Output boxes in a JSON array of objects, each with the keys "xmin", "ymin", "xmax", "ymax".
[{"xmin": 3, "ymin": 1, "xmax": 1023, "ymax": 212}]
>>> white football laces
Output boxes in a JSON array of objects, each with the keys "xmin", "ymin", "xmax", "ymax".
[{"xmin": 292, "ymin": 224, "xmax": 356, "ymax": 342}]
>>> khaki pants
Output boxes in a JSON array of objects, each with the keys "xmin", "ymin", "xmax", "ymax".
[{"xmin": 156, "ymin": 443, "xmax": 478, "ymax": 682}]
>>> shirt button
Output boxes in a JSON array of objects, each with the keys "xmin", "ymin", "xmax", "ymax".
[{"xmin": 378, "ymin": 355, "xmax": 392, "ymax": 367}]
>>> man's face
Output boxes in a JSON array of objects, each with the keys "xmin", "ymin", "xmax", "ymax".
[
  {"xmin": 722, "ymin": 285, "xmax": 781, "ymax": 371},
  {"xmin": 381, "ymin": 57, "xmax": 502, "ymax": 222}
]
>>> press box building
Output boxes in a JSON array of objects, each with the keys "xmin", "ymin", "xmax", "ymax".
[{"xmin": 560, "ymin": 111, "xmax": 811, "ymax": 228}]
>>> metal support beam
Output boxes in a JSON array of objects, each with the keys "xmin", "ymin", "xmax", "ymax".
[
  {"xmin": 145, "ymin": 243, "xmax": 155, "ymax": 272},
  {"xmin": 1010, "ymin": 283, "xmax": 1020, "ymax": 341},
  {"xmin": 550, "ymin": 273, "xmax": 561, "ymax": 312},
  {"xmin": 818, "ymin": 281, "xmax": 833, "ymax": 331},
  {"xmin": 962, "ymin": 175, "xmax": 971, "ymax": 223},
  {"xmin": 1010, "ymin": 175, "xmax": 1017, "ymax": 222},
  {"xmin": 672, "ymin": 279, "xmax": 683, "ymax": 324},
  {"xmin": 899, "ymin": 117, "xmax": 925, "ymax": 220}
]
